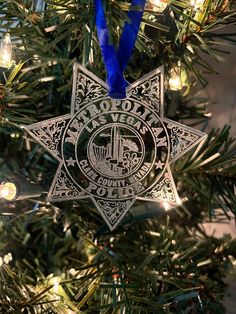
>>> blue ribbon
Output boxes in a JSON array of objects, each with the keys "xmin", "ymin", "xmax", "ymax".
[{"xmin": 94, "ymin": 0, "xmax": 146, "ymax": 99}]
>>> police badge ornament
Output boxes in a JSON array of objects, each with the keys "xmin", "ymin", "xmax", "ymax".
[{"xmin": 25, "ymin": 64, "xmax": 206, "ymax": 230}]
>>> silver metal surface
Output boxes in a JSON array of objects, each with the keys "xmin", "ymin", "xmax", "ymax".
[{"xmin": 25, "ymin": 64, "xmax": 206, "ymax": 230}]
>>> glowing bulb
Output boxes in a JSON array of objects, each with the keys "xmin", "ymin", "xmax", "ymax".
[
  {"xmin": 177, "ymin": 198, "xmax": 183, "ymax": 206},
  {"xmin": 163, "ymin": 201, "xmax": 171, "ymax": 211},
  {"xmin": 0, "ymin": 182, "xmax": 17, "ymax": 201},
  {"xmin": 169, "ymin": 67, "xmax": 182, "ymax": 91},
  {"xmin": 190, "ymin": 0, "xmax": 205, "ymax": 9},
  {"xmin": 10, "ymin": 133, "xmax": 20, "ymax": 138},
  {"xmin": 189, "ymin": 0, "xmax": 206, "ymax": 25},
  {"xmin": 53, "ymin": 281, "xmax": 59, "ymax": 293},
  {"xmin": 50, "ymin": 276, "xmax": 61, "ymax": 294},
  {"xmin": 147, "ymin": 0, "xmax": 168, "ymax": 12},
  {"xmin": 169, "ymin": 76, "xmax": 182, "ymax": 91},
  {"xmin": 3, "ymin": 253, "xmax": 12, "ymax": 264},
  {"xmin": 0, "ymin": 33, "xmax": 13, "ymax": 68}
]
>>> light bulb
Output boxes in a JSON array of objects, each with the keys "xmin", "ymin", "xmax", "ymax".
[
  {"xmin": 163, "ymin": 201, "xmax": 171, "ymax": 211},
  {"xmin": 49, "ymin": 276, "xmax": 61, "ymax": 295},
  {"xmin": 169, "ymin": 67, "xmax": 182, "ymax": 91},
  {"xmin": 3, "ymin": 253, "xmax": 12, "ymax": 264},
  {"xmin": 0, "ymin": 182, "xmax": 17, "ymax": 201},
  {"xmin": 190, "ymin": 0, "xmax": 205, "ymax": 10},
  {"xmin": 0, "ymin": 33, "xmax": 13, "ymax": 68},
  {"xmin": 147, "ymin": 0, "xmax": 169, "ymax": 13},
  {"xmin": 52, "ymin": 278, "xmax": 60, "ymax": 293},
  {"xmin": 189, "ymin": 0, "xmax": 207, "ymax": 25}
]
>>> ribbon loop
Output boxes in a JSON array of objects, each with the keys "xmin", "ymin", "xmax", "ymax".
[{"xmin": 94, "ymin": 0, "xmax": 146, "ymax": 99}]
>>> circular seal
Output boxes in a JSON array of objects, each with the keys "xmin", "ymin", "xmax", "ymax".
[{"xmin": 62, "ymin": 98, "xmax": 169, "ymax": 200}]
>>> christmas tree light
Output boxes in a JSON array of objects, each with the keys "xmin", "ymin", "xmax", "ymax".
[
  {"xmin": 190, "ymin": 0, "xmax": 205, "ymax": 10},
  {"xmin": 169, "ymin": 65, "xmax": 188, "ymax": 91},
  {"xmin": 0, "ymin": 182, "xmax": 17, "ymax": 201},
  {"xmin": 189, "ymin": 0, "xmax": 207, "ymax": 25},
  {"xmin": 163, "ymin": 201, "xmax": 171, "ymax": 211},
  {"xmin": 0, "ymin": 33, "xmax": 13, "ymax": 68},
  {"xmin": 169, "ymin": 67, "xmax": 182, "ymax": 91},
  {"xmin": 147, "ymin": 0, "xmax": 169, "ymax": 13},
  {"xmin": 0, "ymin": 177, "xmax": 43, "ymax": 201}
]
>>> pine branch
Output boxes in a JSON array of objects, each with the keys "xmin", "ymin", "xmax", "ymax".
[{"xmin": 175, "ymin": 126, "xmax": 236, "ymax": 217}]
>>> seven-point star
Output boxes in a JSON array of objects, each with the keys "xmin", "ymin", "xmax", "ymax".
[{"xmin": 25, "ymin": 64, "xmax": 206, "ymax": 231}]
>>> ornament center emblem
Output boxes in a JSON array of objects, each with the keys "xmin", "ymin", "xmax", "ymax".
[{"xmin": 63, "ymin": 98, "xmax": 169, "ymax": 201}]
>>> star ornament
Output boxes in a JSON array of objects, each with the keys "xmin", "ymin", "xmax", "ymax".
[{"xmin": 25, "ymin": 64, "xmax": 206, "ymax": 231}]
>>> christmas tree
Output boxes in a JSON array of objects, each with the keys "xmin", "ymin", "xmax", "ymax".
[{"xmin": 0, "ymin": 0, "xmax": 236, "ymax": 313}]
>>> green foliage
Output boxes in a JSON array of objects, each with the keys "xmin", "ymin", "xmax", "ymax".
[
  {"xmin": 0, "ymin": 0, "xmax": 235, "ymax": 313},
  {"xmin": 0, "ymin": 210, "xmax": 235, "ymax": 313},
  {"xmin": 175, "ymin": 126, "xmax": 236, "ymax": 218}
]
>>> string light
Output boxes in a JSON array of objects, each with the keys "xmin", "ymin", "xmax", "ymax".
[
  {"xmin": 189, "ymin": 0, "xmax": 207, "ymax": 26},
  {"xmin": 0, "ymin": 33, "xmax": 13, "ymax": 68},
  {"xmin": 169, "ymin": 64, "xmax": 188, "ymax": 91},
  {"xmin": 190, "ymin": 0, "xmax": 205, "ymax": 10},
  {"xmin": 162, "ymin": 201, "xmax": 171, "ymax": 211},
  {"xmin": 10, "ymin": 132, "xmax": 20, "ymax": 138},
  {"xmin": 0, "ymin": 253, "xmax": 13, "ymax": 266},
  {"xmin": 3, "ymin": 252, "xmax": 13, "ymax": 264},
  {"xmin": 0, "ymin": 182, "xmax": 17, "ymax": 201},
  {"xmin": 147, "ymin": 0, "xmax": 169, "ymax": 13},
  {"xmin": 169, "ymin": 67, "xmax": 182, "ymax": 91},
  {"xmin": 0, "ymin": 176, "xmax": 43, "ymax": 201},
  {"xmin": 51, "ymin": 277, "xmax": 61, "ymax": 294}
]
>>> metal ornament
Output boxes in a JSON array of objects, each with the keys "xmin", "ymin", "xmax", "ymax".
[{"xmin": 25, "ymin": 64, "xmax": 206, "ymax": 231}]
